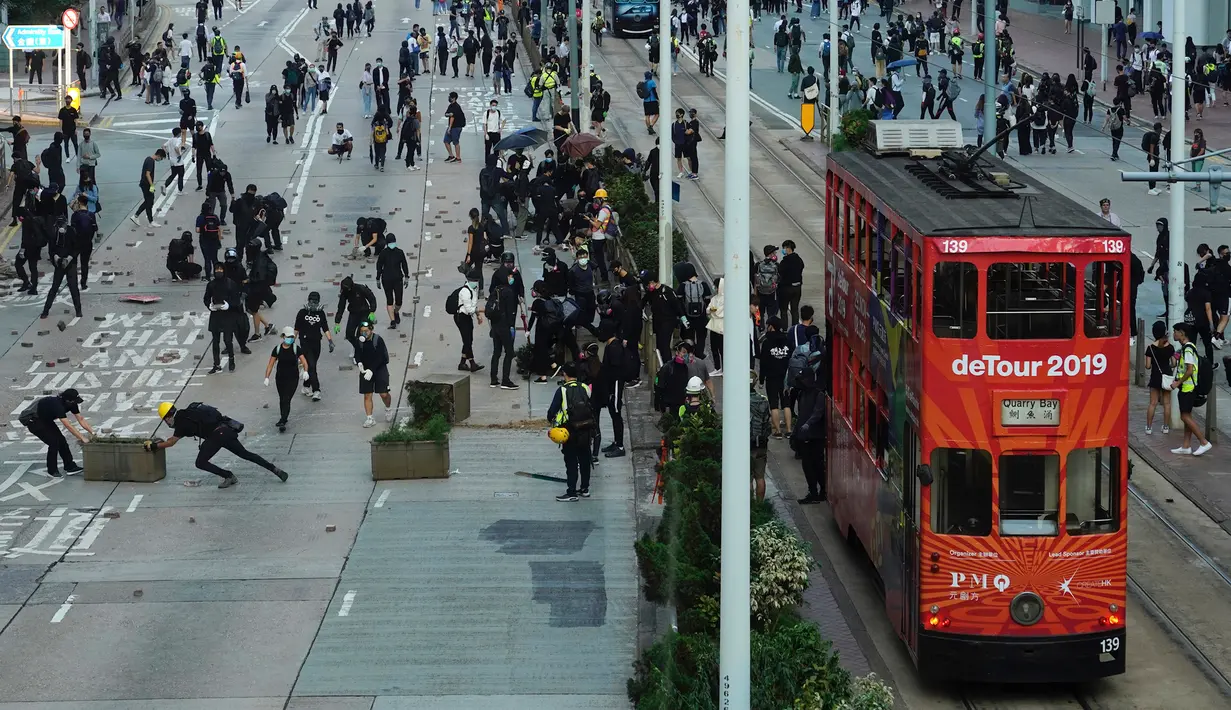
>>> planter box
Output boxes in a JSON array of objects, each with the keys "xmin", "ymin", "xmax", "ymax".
[
  {"xmin": 417, "ymin": 373, "xmax": 471, "ymax": 423},
  {"xmin": 83, "ymin": 441, "xmax": 167, "ymax": 483},
  {"xmin": 371, "ymin": 439, "xmax": 450, "ymax": 480}
]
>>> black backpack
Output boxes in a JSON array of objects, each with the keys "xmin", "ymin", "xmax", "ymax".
[
  {"xmin": 178, "ymin": 401, "xmax": 224, "ymax": 433},
  {"xmin": 263, "ymin": 258, "xmax": 279, "ymax": 284},
  {"xmin": 1186, "ymin": 342, "xmax": 1214, "ymax": 405},
  {"xmin": 445, "ymin": 286, "xmax": 463, "ymax": 315},
  {"xmin": 539, "ymin": 297, "xmax": 563, "ymax": 331},
  {"xmin": 484, "ymin": 290, "xmax": 502, "ymax": 321},
  {"xmin": 636, "ymin": 81, "xmax": 649, "ymax": 99},
  {"xmin": 479, "ymin": 167, "xmax": 497, "ymax": 197},
  {"xmin": 266, "ymin": 192, "xmax": 288, "ymax": 210},
  {"xmin": 562, "ymin": 383, "xmax": 596, "ymax": 431},
  {"xmin": 681, "ymin": 280, "xmax": 706, "ymax": 318},
  {"xmin": 49, "ymin": 218, "xmax": 72, "ymax": 258}
]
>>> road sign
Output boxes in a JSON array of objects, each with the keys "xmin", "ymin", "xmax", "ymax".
[
  {"xmin": 61, "ymin": 8, "xmax": 81, "ymax": 30},
  {"xmin": 2, "ymin": 25, "xmax": 68, "ymax": 51}
]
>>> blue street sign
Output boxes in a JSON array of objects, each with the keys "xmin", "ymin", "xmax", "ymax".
[
  {"xmin": 2, "ymin": 25, "xmax": 67, "ymax": 52},
  {"xmin": 672, "ymin": 181, "xmax": 680, "ymax": 202}
]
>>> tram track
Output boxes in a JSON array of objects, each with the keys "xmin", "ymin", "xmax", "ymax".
[{"xmin": 958, "ymin": 686, "xmax": 1095, "ymax": 710}]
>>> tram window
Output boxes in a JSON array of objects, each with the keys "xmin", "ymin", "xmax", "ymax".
[
  {"xmin": 856, "ymin": 208, "xmax": 869, "ymax": 277},
  {"xmin": 1084, "ymin": 261, "xmax": 1124, "ymax": 338},
  {"xmin": 1065, "ymin": 447, "xmax": 1122, "ymax": 534},
  {"xmin": 930, "ymin": 448, "xmax": 993, "ymax": 536},
  {"xmin": 932, "ymin": 262, "xmax": 978, "ymax": 338},
  {"xmin": 999, "ymin": 453, "xmax": 1061, "ymax": 536},
  {"xmin": 986, "ymin": 263, "xmax": 1077, "ymax": 340}
]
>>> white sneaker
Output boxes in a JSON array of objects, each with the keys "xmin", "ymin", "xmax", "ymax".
[
  {"xmin": 149, "ymin": 221, "xmax": 162, "ymax": 228},
  {"xmin": 1195, "ymin": 442, "xmax": 1213, "ymax": 456},
  {"xmin": 1162, "ymin": 425, "xmax": 1170, "ymax": 433},
  {"xmin": 677, "ymin": 171, "xmax": 687, "ymax": 179},
  {"xmin": 1215, "ymin": 338, "xmax": 1224, "ymax": 350},
  {"xmin": 1170, "ymin": 446, "xmax": 1193, "ymax": 455},
  {"xmin": 301, "ymin": 386, "xmax": 311, "ymax": 396},
  {"xmin": 363, "ymin": 415, "xmax": 375, "ymax": 428},
  {"xmin": 129, "ymin": 215, "xmax": 140, "ymax": 226},
  {"xmin": 1148, "ymin": 188, "xmax": 1161, "ymax": 195},
  {"xmin": 385, "ymin": 408, "xmax": 395, "ymax": 422},
  {"xmin": 709, "ymin": 368, "xmax": 723, "ymax": 377},
  {"xmin": 312, "ymin": 391, "xmax": 322, "ymax": 401},
  {"xmin": 1145, "ymin": 426, "xmax": 1153, "ymax": 434}
]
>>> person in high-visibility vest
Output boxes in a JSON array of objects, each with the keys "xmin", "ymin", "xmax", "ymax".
[
  {"xmin": 209, "ymin": 27, "xmax": 228, "ymax": 74},
  {"xmin": 547, "ymin": 361, "xmax": 597, "ymax": 502},
  {"xmin": 949, "ymin": 28, "xmax": 964, "ymax": 79},
  {"xmin": 1171, "ymin": 323, "xmax": 1213, "ymax": 455},
  {"xmin": 972, "ymin": 33, "xmax": 985, "ymax": 81},
  {"xmin": 200, "ymin": 60, "xmax": 221, "ymax": 110}
]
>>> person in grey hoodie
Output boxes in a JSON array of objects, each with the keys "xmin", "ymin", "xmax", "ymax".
[{"xmin": 77, "ymin": 128, "xmax": 101, "ymax": 184}]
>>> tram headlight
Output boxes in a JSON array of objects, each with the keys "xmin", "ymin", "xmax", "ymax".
[{"xmin": 1009, "ymin": 591, "xmax": 1045, "ymax": 626}]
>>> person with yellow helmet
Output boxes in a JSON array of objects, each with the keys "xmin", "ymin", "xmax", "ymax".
[
  {"xmin": 148, "ymin": 401, "xmax": 288, "ymax": 488},
  {"xmin": 587, "ymin": 187, "xmax": 615, "ymax": 282},
  {"xmin": 546, "ymin": 361, "xmax": 597, "ymax": 501}
]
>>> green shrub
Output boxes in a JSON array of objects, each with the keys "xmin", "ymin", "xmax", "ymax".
[
  {"xmin": 403, "ymin": 380, "xmax": 450, "ymax": 425},
  {"xmin": 372, "ymin": 413, "xmax": 450, "ymax": 444},
  {"xmin": 839, "ymin": 108, "xmax": 875, "ymax": 147}
]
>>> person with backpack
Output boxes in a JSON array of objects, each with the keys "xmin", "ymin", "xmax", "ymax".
[
  {"xmin": 487, "ymin": 269, "xmax": 520, "ymax": 389},
  {"xmin": 371, "ymin": 110, "xmax": 392, "ymax": 170},
  {"xmin": 260, "ymin": 191, "xmax": 288, "ymax": 252},
  {"xmin": 167, "ymin": 231, "xmax": 202, "ymax": 282},
  {"xmin": 396, "ymin": 97, "xmax": 423, "ymax": 170},
  {"xmin": 447, "ymin": 269, "xmax": 485, "ymax": 372},
  {"xmin": 643, "ymin": 269, "xmax": 684, "ymax": 367},
  {"xmin": 40, "ymin": 215, "xmax": 83, "ymax": 320},
  {"xmin": 527, "ymin": 279, "xmax": 562, "ymax": 382},
  {"xmin": 754, "ymin": 244, "xmax": 781, "ymax": 326},
  {"xmin": 244, "ymin": 240, "xmax": 277, "ymax": 341},
  {"xmin": 678, "ymin": 264, "xmax": 712, "ymax": 359},
  {"xmin": 547, "ymin": 361, "xmax": 597, "ymax": 501},
  {"xmin": 209, "ymin": 28, "xmax": 228, "ymax": 74},
  {"xmin": 749, "ymin": 371, "xmax": 771, "ymax": 501},
  {"xmin": 1170, "ymin": 322, "xmax": 1214, "ymax": 456},
  {"xmin": 196, "ymin": 199, "xmax": 223, "ymax": 277},
  {"xmin": 376, "ymin": 234, "xmax": 409, "ymax": 327},
  {"xmin": 19, "ymin": 389, "xmax": 94, "ymax": 478},
  {"xmin": 205, "ymin": 159, "xmax": 235, "ymax": 226},
  {"xmin": 264, "ymin": 326, "xmax": 312, "ymax": 432},
  {"xmin": 204, "ymin": 254, "xmax": 241, "ymax": 373},
  {"xmin": 129, "ymin": 148, "xmax": 167, "ymax": 228},
  {"xmin": 264, "ymin": 86, "xmax": 283, "ymax": 143},
  {"xmin": 597, "ymin": 325, "xmax": 630, "ymax": 458},
  {"xmin": 149, "ymin": 401, "xmax": 289, "ymax": 488}
]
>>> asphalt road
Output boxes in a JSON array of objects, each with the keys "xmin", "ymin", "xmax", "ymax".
[{"xmin": 0, "ymin": 1, "xmax": 637, "ymax": 708}]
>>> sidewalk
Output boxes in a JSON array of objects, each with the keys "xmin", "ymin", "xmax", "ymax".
[{"xmin": 1128, "ymin": 382, "xmax": 1231, "ymax": 533}]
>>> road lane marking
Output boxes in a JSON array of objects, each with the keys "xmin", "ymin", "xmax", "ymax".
[
  {"xmin": 422, "ymin": 306, "xmax": 431, "ymax": 318},
  {"xmin": 413, "ymin": 351, "xmax": 423, "ymax": 366},
  {"xmin": 375, "ymin": 490, "xmax": 390, "ymax": 507},
  {"xmin": 126, "ymin": 494, "xmax": 143, "ymax": 513},
  {"xmin": 338, "ymin": 590, "xmax": 357, "ymax": 616},
  {"xmin": 50, "ymin": 594, "xmax": 76, "ymax": 623}
]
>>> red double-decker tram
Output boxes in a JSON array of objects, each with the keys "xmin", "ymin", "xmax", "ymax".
[{"xmin": 823, "ymin": 144, "xmax": 1130, "ymax": 683}]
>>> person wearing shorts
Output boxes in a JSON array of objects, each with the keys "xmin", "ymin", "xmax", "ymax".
[
  {"xmin": 1170, "ymin": 322, "xmax": 1213, "ymax": 456},
  {"xmin": 355, "ymin": 319, "xmax": 394, "ymax": 428},
  {"xmin": 749, "ymin": 372, "xmax": 770, "ymax": 501},
  {"xmin": 641, "ymin": 70, "xmax": 660, "ymax": 135},
  {"xmin": 758, "ymin": 316, "xmax": 793, "ymax": 437},
  {"xmin": 443, "ymin": 90, "xmax": 466, "ymax": 163}
]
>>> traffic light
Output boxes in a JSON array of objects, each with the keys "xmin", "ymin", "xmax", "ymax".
[{"xmin": 65, "ymin": 86, "xmax": 81, "ymax": 110}]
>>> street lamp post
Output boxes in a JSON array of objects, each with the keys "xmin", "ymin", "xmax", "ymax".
[
  {"xmin": 720, "ymin": 0, "xmax": 751, "ymax": 707},
  {"xmin": 982, "ymin": 0, "xmax": 997, "ymax": 128},
  {"xmin": 827, "ymin": 4, "xmax": 838, "ymax": 139},
  {"xmin": 1166, "ymin": 3, "xmax": 1186, "ymax": 332}
]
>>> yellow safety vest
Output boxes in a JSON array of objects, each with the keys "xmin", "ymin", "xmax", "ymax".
[
  {"xmin": 554, "ymin": 381, "xmax": 591, "ymax": 426},
  {"xmin": 1182, "ymin": 343, "xmax": 1199, "ymax": 392}
]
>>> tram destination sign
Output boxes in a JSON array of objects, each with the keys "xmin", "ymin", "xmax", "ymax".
[{"xmin": 1001, "ymin": 398, "xmax": 1060, "ymax": 427}]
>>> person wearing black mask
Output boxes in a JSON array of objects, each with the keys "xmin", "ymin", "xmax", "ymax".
[
  {"xmin": 597, "ymin": 325, "xmax": 629, "ymax": 458},
  {"xmin": 643, "ymin": 269, "xmax": 684, "ymax": 366},
  {"xmin": 529, "ymin": 160, "xmax": 559, "ymax": 244},
  {"xmin": 40, "ymin": 216, "xmax": 83, "ymax": 320},
  {"xmin": 167, "ymin": 231, "xmax": 203, "ymax": 281},
  {"xmin": 1147, "ymin": 217, "xmax": 1170, "ymax": 316},
  {"xmin": 758, "ymin": 316, "xmax": 794, "ymax": 438},
  {"xmin": 778, "ymin": 240, "xmax": 805, "ymax": 327},
  {"xmin": 69, "ymin": 197, "xmax": 98, "ymax": 289},
  {"xmin": 488, "ymin": 269, "xmax": 520, "ymax": 389},
  {"xmin": 527, "ymin": 279, "xmax": 559, "ymax": 382},
  {"xmin": 490, "ymin": 250, "xmax": 525, "ymax": 301},
  {"xmin": 222, "ymin": 247, "xmax": 253, "ymax": 350},
  {"xmin": 14, "ymin": 199, "xmax": 42, "ymax": 294},
  {"xmin": 540, "ymin": 246, "xmax": 568, "ymax": 296},
  {"xmin": 42, "ymin": 133, "xmax": 67, "ymax": 189},
  {"xmin": 334, "ymin": 275, "xmax": 378, "ymax": 361},
  {"xmin": 375, "ymin": 233, "xmax": 409, "ymax": 326},
  {"xmin": 17, "ymin": 389, "xmax": 93, "ymax": 478},
  {"xmin": 205, "ymin": 260, "xmax": 242, "ymax": 373},
  {"xmin": 294, "ymin": 291, "xmax": 336, "ymax": 400}
]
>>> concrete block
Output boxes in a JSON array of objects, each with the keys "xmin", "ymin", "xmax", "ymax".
[{"xmin": 83, "ymin": 441, "xmax": 166, "ymax": 482}]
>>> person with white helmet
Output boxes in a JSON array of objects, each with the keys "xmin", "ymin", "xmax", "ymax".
[
  {"xmin": 147, "ymin": 401, "xmax": 288, "ymax": 488},
  {"xmin": 263, "ymin": 326, "xmax": 311, "ymax": 432}
]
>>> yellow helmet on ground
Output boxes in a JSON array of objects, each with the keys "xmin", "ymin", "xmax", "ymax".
[
  {"xmin": 157, "ymin": 402, "xmax": 176, "ymax": 419},
  {"xmin": 593, "ymin": 188, "xmax": 608, "ymax": 199},
  {"xmin": 548, "ymin": 427, "xmax": 570, "ymax": 444}
]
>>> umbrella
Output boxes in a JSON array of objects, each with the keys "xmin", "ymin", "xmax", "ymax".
[
  {"xmin": 494, "ymin": 132, "xmax": 544, "ymax": 151},
  {"xmin": 887, "ymin": 58, "xmax": 917, "ymax": 70},
  {"xmin": 1141, "ymin": 31, "xmax": 1162, "ymax": 41},
  {"xmin": 560, "ymin": 132, "xmax": 604, "ymax": 158}
]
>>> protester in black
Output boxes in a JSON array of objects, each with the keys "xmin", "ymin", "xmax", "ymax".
[
  {"xmin": 597, "ymin": 327, "xmax": 628, "ymax": 458},
  {"xmin": 70, "ymin": 200, "xmax": 98, "ymax": 289},
  {"xmin": 488, "ymin": 272, "xmax": 520, "ymax": 388},
  {"xmin": 356, "ymin": 319, "xmax": 394, "ymax": 427},
  {"xmin": 150, "ymin": 402, "xmax": 288, "ymax": 488},
  {"xmin": 18, "ymin": 389, "xmax": 93, "ymax": 478},
  {"xmin": 335, "ymin": 275, "xmax": 377, "ymax": 360},
  {"xmin": 167, "ymin": 231, "xmax": 202, "ymax": 281},
  {"xmin": 758, "ymin": 316, "xmax": 794, "ymax": 437},
  {"xmin": 375, "ymin": 233, "xmax": 410, "ymax": 326},
  {"xmin": 295, "ymin": 291, "xmax": 335, "ymax": 400},
  {"xmin": 264, "ymin": 326, "xmax": 311, "ymax": 431},
  {"xmin": 778, "ymin": 240, "xmax": 805, "ymax": 327},
  {"xmin": 205, "ymin": 261, "xmax": 242, "ymax": 372},
  {"xmin": 40, "ymin": 216, "xmax": 83, "ymax": 319}
]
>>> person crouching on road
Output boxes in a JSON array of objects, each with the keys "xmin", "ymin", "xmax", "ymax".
[
  {"xmin": 547, "ymin": 361, "xmax": 597, "ymax": 501},
  {"xmin": 148, "ymin": 401, "xmax": 289, "ymax": 488},
  {"xmin": 356, "ymin": 318, "xmax": 394, "ymax": 428},
  {"xmin": 18, "ymin": 388, "xmax": 93, "ymax": 478},
  {"xmin": 264, "ymin": 326, "xmax": 311, "ymax": 432},
  {"xmin": 168, "ymin": 231, "xmax": 203, "ymax": 281}
]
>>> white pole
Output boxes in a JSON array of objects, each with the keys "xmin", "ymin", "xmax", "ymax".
[
  {"xmin": 1099, "ymin": 22, "xmax": 1107, "ymax": 86},
  {"xmin": 7, "ymin": 50, "xmax": 13, "ymax": 118},
  {"xmin": 581, "ymin": 0, "xmax": 591, "ymax": 95},
  {"xmin": 657, "ymin": 0, "xmax": 672, "ymax": 275},
  {"xmin": 721, "ymin": 0, "xmax": 751, "ymax": 707},
  {"xmin": 1167, "ymin": 3, "xmax": 1186, "ymax": 331},
  {"xmin": 827, "ymin": 4, "xmax": 838, "ymax": 137}
]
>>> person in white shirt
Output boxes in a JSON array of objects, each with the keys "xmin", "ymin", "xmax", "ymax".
[
  {"xmin": 162, "ymin": 127, "xmax": 189, "ymax": 194},
  {"xmin": 453, "ymin": 271, "xmax": 484, "ymax": 372},
  {"xmin": 359, "ymin": 64, "xmax": 374, "ymax": 118},
  {"xmin": 179, "ymin": 33, "xmax": 194, "ymax": 68},
  {"xmin": 328, "ymin": 122, "xmax": 354, "ymax": 158},
  {"xmin": 482, "ymin": 100, "xmax": 504, "ymax": 159},
  {"xmin": 849, "ymin": 0, "xmax": 862, "ymax": 31},
  {"xmin": 1096, "ymin": 198, "xmax": 1122, "ymax": 228}
]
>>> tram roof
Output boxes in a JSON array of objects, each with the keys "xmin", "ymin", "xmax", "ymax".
[{"xmin": 828, "ymin": 150, "xmax": 1133, "ymax": 240}]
